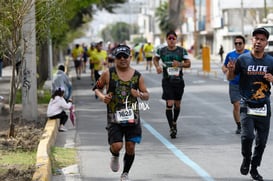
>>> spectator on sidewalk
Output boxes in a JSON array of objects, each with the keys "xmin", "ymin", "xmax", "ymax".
[
  {"xmin": 52, "ymin": 65, "xmax": 72, "ymax": 101},
  {"xmin": 47, "ymin": 87, "xmax": 72, "ymax": 132},
  {"xmin": 219, "ymin": 45, "xmax": 224, "ymax": 63}
]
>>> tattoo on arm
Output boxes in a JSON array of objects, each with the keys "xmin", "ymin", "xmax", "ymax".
[{"xmin": 92, "ymin": 79, "xmax": 104, "ymax": 90}]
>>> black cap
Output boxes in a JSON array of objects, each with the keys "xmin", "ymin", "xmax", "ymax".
[
  {"xmin": 252, "ymin": 27, "xmax": 269, "ymax": 40},
  {"xmin": 58, "ymin": 65, "xmax": 65, "ymax": 71},
  {"xmin": 113, "ymin": 44, "xmax": 131, "ymax": 57}
]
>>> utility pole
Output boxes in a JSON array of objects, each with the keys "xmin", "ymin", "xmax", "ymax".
[
  {"xmin": 193, "ymin": 0, "xmax": 199, "ymax": 57},
  {"xmin": 241, "ymin": 0, "xmax": 244, "ymax": 36},
  {"xmin": 48, "ymin": 32, "xmax": 53, "ymax": 80},
  {"xmin": 264, "ymin": 0, "xmax": 267, "ymax": 19},
  {"xmin": 47, "ymin": 1, "xmax": 53, "ymax": 80},
  {"xmin": 22, "ymin": 0, "xmax": 38, "ymax": 121}
]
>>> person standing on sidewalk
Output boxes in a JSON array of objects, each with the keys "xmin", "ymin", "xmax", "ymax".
[
  {"xmin": 227, "ymin": 27, "xmax": 273, "ymax": 181},
  {"xmin": 93, "ymin": 44, "xmax": 149, "ymax": 181},
  {"xmin": 219, "ymin": 45, "xmax": 224, "ymax": 63},
  {"xmin": 222, "ymin": 35, "xmax": 250, "ymax": 134},
  {"xmin": 153, "ymin": 30, "xmax": 191, "ymax": 139}
]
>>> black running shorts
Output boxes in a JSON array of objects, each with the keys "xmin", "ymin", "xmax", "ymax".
[
  {"xmin": 107, "ymin": 123, "xmax": 142, "ymax": 145},
  {"xmin": 162, "ymin": 78, "xmax": 185, "ymax": 100}
]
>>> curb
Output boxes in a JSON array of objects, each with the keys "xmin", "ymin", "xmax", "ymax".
[
  {"xmin": 32, "ymin": 61, "xmax": 72, "ymax": 181},
  {"xmin": 32, "ymin": 119, "xmax": 59, "ymax": 181}
]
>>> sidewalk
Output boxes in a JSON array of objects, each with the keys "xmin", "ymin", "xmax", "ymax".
[
  {"xmin": 184, "ymin": 54, "xmax": 226, "ymax": 80},
  {"xmin": 51, "ymin": 62, "xmax": 81, "ymax": 181}
]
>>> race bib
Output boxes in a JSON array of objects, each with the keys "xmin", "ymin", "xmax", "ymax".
[
  {"xmin": 115, "ymin": 108, "xmax": 135, "ymax": 123},
  {"xmin": 167, "ymin": 67, "xmax": 180, "ymax": 76},
  {"xmin": 76, "ymin": 56, "xmax": 81, "ymax": 61},
  {"xmin": 247, "ymin": 104, "xmax": 267, "ymax": 116}
]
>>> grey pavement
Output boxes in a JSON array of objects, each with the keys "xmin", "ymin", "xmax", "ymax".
[
  {"xmin": 51, "ymin": 54, "xmax": 225, "ymax": 181},
  {"xmin": 0, "ymin": 54, "xmax": 225, "ymax": 180}
]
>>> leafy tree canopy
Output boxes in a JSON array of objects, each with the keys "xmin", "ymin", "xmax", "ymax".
[
  {"xmin": 35, "ymin": 0, "xmax": 127, "ymax": 46},
  {"xmin": 101, "ymin": 22, "xmax": 139, "ymax": 43},
  {"xmin": 0, "ymin": 0, "xmax": 128, "ymax": 48},
  {"xmin": 155, "ymin": 1, "xmax": 177, "ymax": 33}
]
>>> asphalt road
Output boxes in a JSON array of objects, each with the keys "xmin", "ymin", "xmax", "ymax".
[{"xmin": 53, "ymin": 59, "xmax": 273, "ymax": 181}]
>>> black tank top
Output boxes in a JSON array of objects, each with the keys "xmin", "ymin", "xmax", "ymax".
[{"xmin": 106, "ymin": 67, "xmax": 141, "ymax": 125}]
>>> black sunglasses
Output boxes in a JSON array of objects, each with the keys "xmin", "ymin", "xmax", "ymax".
[
  {"xmin": 234, "ymin": 42, "xmax": 243, "ymax": 45},
  {"xmin": 116, "ymin": 54, "xmax": 129, "ymax": 59},
  {"xmin": 168, "ymin": 36, "xmax": 177, "ymax": 41}
]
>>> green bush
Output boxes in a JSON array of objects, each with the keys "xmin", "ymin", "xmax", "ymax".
[{"xmin": 16, "ymin": 89, "xmax": 51, "ymax": 104}]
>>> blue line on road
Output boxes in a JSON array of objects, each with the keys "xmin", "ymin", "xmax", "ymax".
[{"xmin": 142, "ymin": 119, "xmax": 214, "ymax": 181}]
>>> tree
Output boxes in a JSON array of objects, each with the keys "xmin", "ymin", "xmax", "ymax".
[
  {"xmin": 168, "ymin": 0, "xmax": 182, "ymax": 32},
  {"xmin": 155, "ymin": 2, "xmax": 175, "ymax": 34},
  {"xmin": 155, "ymin": 1, "xmax": 183, "ymax": 36},
  {"xmin": 0, "ymin": 0, "xmax": 35, "ymax": 137},
  {"xmin": 101, "ymin": 22, "xmax": 139, "ymax": 43},
  {"xmin": 35, "ymin": 0, "xmax": 128, "ymax": 85},
  {"xmin": 0, "ymin": 0, "xmax": 129, "ymax": 137},
  {"xmin": 22, "ymin": 0, "xmax": 38, "ymax": 122}
]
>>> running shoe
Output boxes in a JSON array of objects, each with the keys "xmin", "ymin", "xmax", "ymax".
[
  {"xmin": 250, "ymin": 168, "xmax": 263, "ymax": 181},
  {"xmin": 110, "ymin": 156, "xmax": 119, "ymax": 172},
  {"xmin": 59, "ymin": 125, "xmax": 68, "ymax": 132},
  {"xmin": 120, "ymin": 172, "xmax": 130, "ymax": 181},
  {"xmin": 170, "ymin": 128, "xmax": 177, "ymax": 139},
  {"xmin": 240, "ymin": 158, "xmax": 250, "ymax": 175}
]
